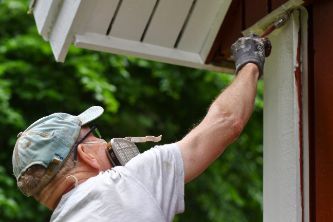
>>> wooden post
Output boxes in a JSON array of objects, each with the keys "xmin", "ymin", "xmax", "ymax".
[{"xmin": 264, "ymin": 9, "xmax": 308, "ymax": 222}]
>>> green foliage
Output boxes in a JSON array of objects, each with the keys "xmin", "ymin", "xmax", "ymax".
[{"xmin": 0, "ymin": 0, "xmax": 263, "ymax": 221}]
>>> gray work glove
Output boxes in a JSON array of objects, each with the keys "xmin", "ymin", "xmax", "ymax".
[{"xmin": 231, "ymin": 34, "xmax": 271, "ymax": 77}]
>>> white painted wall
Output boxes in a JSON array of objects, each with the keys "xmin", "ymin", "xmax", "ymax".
[{"xmin": 263, "ymin": 9, "xmax": 308, "ymax": 222}]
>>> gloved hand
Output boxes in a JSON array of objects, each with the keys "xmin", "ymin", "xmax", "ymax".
[{"xmin": 231, "ymin": 34, "xmax": 271, "ymax": 78}]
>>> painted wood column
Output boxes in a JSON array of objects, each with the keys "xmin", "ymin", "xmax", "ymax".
[{"xmin": 263, "ymin": 9, "xmax": 308, "ymax": 222}]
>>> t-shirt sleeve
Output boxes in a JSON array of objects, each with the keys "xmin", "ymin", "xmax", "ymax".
[{"xmin": 125, "ymin": 143, "xmax": 185, "ymax": 220}]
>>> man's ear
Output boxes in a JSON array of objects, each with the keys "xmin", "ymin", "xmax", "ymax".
[{"xmin": 77, "ymin": 144, "xmax": 101, "ymax": 171}]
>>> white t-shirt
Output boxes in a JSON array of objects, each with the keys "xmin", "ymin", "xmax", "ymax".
[{"xmin": 51, "ymin": 143, "xmax": 185, "ymax": 222}]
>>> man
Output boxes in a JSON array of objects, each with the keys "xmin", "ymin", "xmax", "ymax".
[{"xmin": 12, "ymin": 35, "xmax": 270, "ymax": 222}]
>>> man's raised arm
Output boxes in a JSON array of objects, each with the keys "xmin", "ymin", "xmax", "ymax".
[{"xmin": 177, "ymin": 35, "xmax": 270, "ymax": 183}]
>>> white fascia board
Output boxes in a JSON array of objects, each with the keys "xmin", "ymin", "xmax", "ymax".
[
  {"xmin": 33, "ymin": 0, "xmax": 63, "ymax": 40},
  {"xmin": 75, "ymin": 33, "xmax": 234, "ymax": 73},
  {"xmin": 48, "ymin": 0, "xmax": 94, "ymax": 62},
  {"xmin": 263, "ymin": 9, "xmax": 308, "ymax": 222}
]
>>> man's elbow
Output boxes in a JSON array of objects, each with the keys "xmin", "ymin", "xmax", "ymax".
[
  {"xmin": 217, "ymin": 113, "xmax": 244, "ymax": 141},
  {"xmin": 206, "ymin": 107, "xmax": 247, "ymax": 141},
  {"xmin": 230, "ymin": 116, "xmax": 244, "ymax": 139}
]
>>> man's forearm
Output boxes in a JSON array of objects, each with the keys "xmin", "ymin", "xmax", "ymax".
[
  {"xmin": 178, "ymin": 35, "xmax": 269, "ymax": 183},
  {"xmin": 208, "ymin": 63, "xmax": 259, "ymax": 129},
  {"xmin": 178, "ymin": 64, "xmax": 259, "ymax": 182}
]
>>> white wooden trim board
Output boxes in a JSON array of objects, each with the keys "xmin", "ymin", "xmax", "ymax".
[{"xmin": 263, "ymin": 8, "xmax": 308, "ymax": 222}]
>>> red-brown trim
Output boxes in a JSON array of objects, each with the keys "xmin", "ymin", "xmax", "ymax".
[
  {"xmin": 312, "ymin": 1, "xmax": 333, "ymax": 221},
  {"xmin": 270, "ymin": 0, "xmax": 289, "ymax": 10},
  {"xmin": 244, "ymin": 0, "xmax": 269, "ymax": 31},
  {"xmin": 307, "ymin": 5, "xmax": 316, "ymax": 222}
]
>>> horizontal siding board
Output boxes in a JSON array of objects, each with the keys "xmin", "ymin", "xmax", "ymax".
[
  {"xmin": 109, "ymin": 0, "xmax": 157, "ymax": 41},
  {"xmin": 143, "ymin": 0, "xmax": 194, "ymax": 48}
]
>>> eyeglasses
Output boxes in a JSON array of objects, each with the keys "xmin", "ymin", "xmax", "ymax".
[
  {"xmin": 91, "ymin": 127, "xmax": 102, "ymax": 139},
  {"xmin": 72, "ymin": 126, "xmax": 102, "ymax": 165}
]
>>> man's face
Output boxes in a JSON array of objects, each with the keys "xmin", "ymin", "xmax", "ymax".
[{"xmin": 79, "ymin": 127, "xmax": 112, "ymax": 171}]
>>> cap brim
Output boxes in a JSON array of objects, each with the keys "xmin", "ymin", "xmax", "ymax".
[{"xmin": 78, "ymin": 106, "xmax": 104, "ymax": 125}]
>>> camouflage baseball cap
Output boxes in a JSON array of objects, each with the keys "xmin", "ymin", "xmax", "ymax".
[{"xmin": 12, "ymin": 106, "xmax": 104, "ymax": 196}]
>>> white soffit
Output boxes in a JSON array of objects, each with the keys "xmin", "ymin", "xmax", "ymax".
[{"xmin": 32, "ymin": 0, "xmax": 233, "ymax": 72}]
